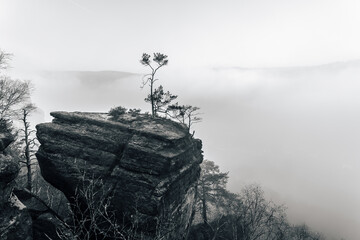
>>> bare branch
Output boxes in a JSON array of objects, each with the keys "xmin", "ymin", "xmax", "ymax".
[{"xmin": 0, "ymin": 50, "xmax": 12, "ymax": 70}]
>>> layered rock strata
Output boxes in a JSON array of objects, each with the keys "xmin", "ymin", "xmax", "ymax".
[{"xmin": 36, "ymin": 111, "xmax": 203, "ymax": 239}]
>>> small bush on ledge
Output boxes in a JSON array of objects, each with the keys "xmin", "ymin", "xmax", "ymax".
[{"xmin": 108, "ymin": 106, "xmax": 127, "ymax": 120}]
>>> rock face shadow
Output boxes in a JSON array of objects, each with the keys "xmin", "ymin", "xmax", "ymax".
[
  {"xmin": 36, "ymin": 111, "xmax": 203, "ymax": 239},
  {"xmin": 1, "ymin": 123, "xmax": 33, "ymax": 240}
]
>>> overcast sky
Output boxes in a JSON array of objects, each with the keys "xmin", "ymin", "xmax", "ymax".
[
  {"xmin": 2, "ymin": 0, "xmax": 360, "ymax": 71},
  {"xmin": 1, "ymin": 1, "xmax": 360, "ymax": 239}
]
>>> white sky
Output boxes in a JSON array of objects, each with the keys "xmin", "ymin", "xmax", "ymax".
[
  {"xmin": 1, "ymin": 1, "xmax": 360, "ymax": 239},
  {"xmin": 1, "ymin": 0, "xmax": 360, "ymax": 71}
]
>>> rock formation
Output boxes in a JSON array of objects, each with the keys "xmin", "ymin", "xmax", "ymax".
[
  {"xmin": 0, "ymin": 124, "xmax": 33, "ymax": 240},
  {"xmin": 36, "ymin": 111, "xmax": 203, "ymax": 239}
]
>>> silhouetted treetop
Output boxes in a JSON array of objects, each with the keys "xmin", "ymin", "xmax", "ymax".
[{"xmin": 140, "ymin": 52, "xmax": 171, "ymax": 116}]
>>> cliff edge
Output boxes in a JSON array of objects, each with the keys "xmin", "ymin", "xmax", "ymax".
[{"xmin": 36, "ymin": 111, "xmax": 203, "ymax": 239}]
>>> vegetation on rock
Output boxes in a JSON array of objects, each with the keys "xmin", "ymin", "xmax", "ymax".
[{"xmin": 140, "ymin": 53, "xmax": 173, "ymax": 117}]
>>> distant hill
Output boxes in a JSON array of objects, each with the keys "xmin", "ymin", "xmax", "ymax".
[{"xmin": 214, "ymin": 59, "xmax": 360, "ymax": 72}]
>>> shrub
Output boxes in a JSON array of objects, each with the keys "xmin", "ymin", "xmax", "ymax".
[
  {"xmin": 108, "ymin": 106, "xmax": 127, "ymax": 120},
  {"xmin": 128, "ymin": 108, "xmax": 141, "ymax": 115}
]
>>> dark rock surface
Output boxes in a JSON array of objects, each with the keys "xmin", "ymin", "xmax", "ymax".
[
  {"xmin": 0, "ymin": 194, "xmax": 33, "ymax": 240},
  {"xmin": 0, "ymin": 126, "xmax": 13, "ymax": 152},
  {"xmin": 14, "ymin": 188, "xmax": 66, "ymax": 240},
  {"xmin": 0, "ymin": 133, "xmax": 13, "ymax": 152},
  {"xmin": 0, "ymin": 128, "xmax": 33, "ymax": 240},
  {"xmin": 36, "ymin": 111, "xmax": 203, "ymax": 239}
]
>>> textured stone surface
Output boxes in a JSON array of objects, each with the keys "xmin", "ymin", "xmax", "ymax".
[
  {"xmin": 0, "ymin": 128, "xmax": 33, "ymax": 240},
  {"xmin": 14, "ymin": 188, "xmax": 65, "ymax": 240},
  {"xmin": 0, "ymin": 132, "xmax": 13, "ymax": 152},
  {"xmin": 0, "ymin": 155, "xmax": 19, "ymax": 208},
  {"xmin": 36, "ymin": 111, "xmax": 203, "ymax": 239},
  {"xmin": 0, "ymin": 195, "xmax": 33, "ymax": 240}
]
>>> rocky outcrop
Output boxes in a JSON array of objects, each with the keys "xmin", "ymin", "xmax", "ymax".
[
  {"xmin": 36, "ymin": 111, "xmax": 203, "ymax": 239},
  {"xmin": 0, "ymin": 126, "xmax": 33, "ymax": 240},
  {"xmin": 14, "ymin": 188, "xmax": 69, "ymax": 240}
]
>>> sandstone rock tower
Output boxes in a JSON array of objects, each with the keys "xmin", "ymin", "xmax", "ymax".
[{"xmin": 36, "ymin": 111, "xmax": 203, "ymax": 239}]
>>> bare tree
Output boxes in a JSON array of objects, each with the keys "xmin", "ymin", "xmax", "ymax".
[
  {"xmin": 54, "ymin": 175, "xmax": 123, "ymax": 240},
  {"xmin": 0, "ymin": 49, "xmax": 31, "ymax": 119},
  {"xmin": 140, "ymin": 53, "xmax": 169, "ymax": 117},
  {"xmin": 230, "ymin": 184, "xmax": 288, "ymax": 240},
  {"xmin": 0, "ymin": 77, "xmax": 31, "ymax": 118},
  {"xmin": 188, "ymin": 176, "xmax": 329, "ymax": 240},
  {"xmin": 18, "ymin": 103, "xmax": 38, "ymax": 191},
  {"xmin": 55, "ymin": 174, "xmax": 179, "ymax": 240},
  {"xmin": 0, "ymin": 49, "xmax": 12, "ymax": 70},
  {"xmin": 167, "ymin": 103, "xmax": 202, "ymax": 132},
  {"xmin": 289, "ymin": 224, "xmax": 325, "ymax": 240}
]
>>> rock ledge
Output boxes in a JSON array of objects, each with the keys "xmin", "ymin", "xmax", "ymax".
[{"xmin": 36, "ymin": 111, "xmax": 203, "ymax": 238}]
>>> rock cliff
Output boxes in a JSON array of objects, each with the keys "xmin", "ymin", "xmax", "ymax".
[
  {"xmin": 0, "ymin": 125, "xmax": 33, "ymax": 240},
  {"xmin": 36, "ymin": 111, "xmax": 203, "ymax": 239}
]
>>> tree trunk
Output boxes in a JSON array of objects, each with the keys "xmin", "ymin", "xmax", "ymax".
[
  {"xmin": 26, "ymin": 166, "xmax": 32, "ymax": 191},
  {"xmin": 25, "ymin": 145, "xmax": 32, "ymax": 191},
  {"xmin": 201, "ymin": 181, "xmax": 208, "ymax": 224},
  {"xmin": 22, "ymin": 109, "xmax": 32, "ymax": 191},
  {"xmin": 150, "ymin": 72, "xmax": 155, "ymax": 117},
  {"xmin": 184, "ymin": 185, "xmax": 198, "ymax": 240}
]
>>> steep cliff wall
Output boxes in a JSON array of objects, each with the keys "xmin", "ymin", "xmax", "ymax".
[
  {"xmin": 0, "ymin": 127, "xmax": 32, "ymax": 240},
  {"xmin": 36, "ymin": 111, "xmax": 203, "ymax": 239}
]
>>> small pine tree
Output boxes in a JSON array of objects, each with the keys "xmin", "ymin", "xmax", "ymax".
[
  {"xmin": 140, "ymin": 53, "xmax": 169, "ymax": 117},
  {"xmin": 144, "ymin": 85, "xmax": 177, "ymax": 116},
  {"xmin": 166, "ymin": 103, "xmax": 202, "ymax": 131}
]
